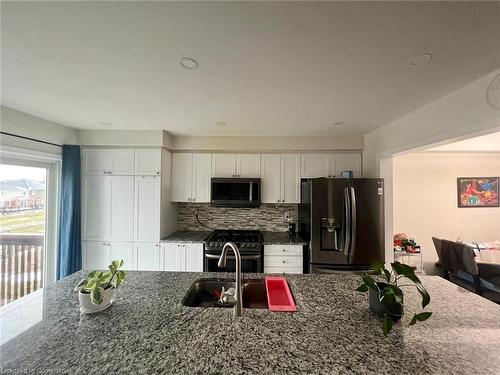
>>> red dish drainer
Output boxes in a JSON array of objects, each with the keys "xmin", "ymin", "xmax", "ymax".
[{"xmin": 264, "ymin": 276, "xmax": 297, "ymax": 312}]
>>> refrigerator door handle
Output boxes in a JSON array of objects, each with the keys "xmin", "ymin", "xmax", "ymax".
[
  {"xmin": 344, "ymin": 187, "xmax": 351, "ymax": 256},
  {"xmin": 349, "ymin": 186, "xmax": 357, "ymax": 262}
]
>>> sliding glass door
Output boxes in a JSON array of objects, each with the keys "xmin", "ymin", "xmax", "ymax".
[{"xmin": 0, "ymin": 156, "xmax": 59, "ymax": 305}]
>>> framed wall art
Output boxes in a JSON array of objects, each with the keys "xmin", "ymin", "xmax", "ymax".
[{"xmin": 457, "ymin": 177, "xmax": 499, "ymax": 208}]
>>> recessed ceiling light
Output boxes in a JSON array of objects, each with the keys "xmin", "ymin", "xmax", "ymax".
[
  {"xmin": 332, "ymin": 121, "xmax": 345, "ymax": 126},
  {"xmin": 100, "ymin": 122, "xmax": 112, "ymax": 127},
  {"xmin": 406, "ymin": 53, "xmax": 432, "ymax": 66},
  {"xmin": 180, "ymin": 57, "xmax": 199, "ymax": 70},
  {"xmin": 216, "ymin": 121, "xmax": 227, "ymax": 127}
]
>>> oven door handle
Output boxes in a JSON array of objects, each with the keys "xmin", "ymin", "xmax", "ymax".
[{"xmin": 205, "ymin": 253, "xmax": 261, "ymax": 260}]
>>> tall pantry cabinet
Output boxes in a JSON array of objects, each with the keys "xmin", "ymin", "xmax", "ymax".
[{"xmin": 82, "ymin": 148, "xmax": 175, "ymax": 271}]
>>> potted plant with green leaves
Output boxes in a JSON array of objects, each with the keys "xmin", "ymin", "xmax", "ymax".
[
  {"xmin": 356, "ymin": 261, "xmax": 432, "ymax": 336},
  {"xmin": 75, "ymin": 259, "xmax": 126, "ymax": 314}
]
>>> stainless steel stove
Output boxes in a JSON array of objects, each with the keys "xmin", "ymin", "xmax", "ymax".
[{"xmin": 204, "ymin": 230, "xmax": 263, "ymax": 272}]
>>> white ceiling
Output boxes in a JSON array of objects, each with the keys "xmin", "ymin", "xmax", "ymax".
[
  {"xmin": 2, "ymin": 1, "xmax": 500, "ymax": 136},
  {"xmin": 428, "ymin": 132, "xmax": 500, "ymax": 152}
]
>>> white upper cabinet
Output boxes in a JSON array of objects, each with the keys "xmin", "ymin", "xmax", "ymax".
[
  {"xmin": 171, "ymin": 153, "xmax": 193, "ymax": 202},
  {"xmin": 135, "ymin": 149, "xmax": 161, "ymax": 176},
  {"xmin": 211, "ymin": 154, "xmax": 236, "ymax": 177},
  {"xmin": 192, "ymin": 154, "xmax": 211, "ymax": 202},
  {"xmin": 281, "ymin": 154, "xmax": 300, "ymax": 203},
  {"xmin": 82, "ymin": 149, "xmax": 109, "ymax": 175},
  {"xmin": 261, "ymin": 154, "xmax": 281, "ymax": 203},
  {"xmin": 109, "ymin": 176, "xmax": 134, "ymax": 242},
  {"xmin": 82, "ymin": 176, "xmax": 111, "ymax": 241},
  {"xmin": 260, "ymin": 154, "xmax": 299, "ymax": 203},
  {"xmin": 333, "ymin": 154, "xmax": 362, "ymax": 177},
  {"xmin": 134, "ymin": 176, "xmax": 160, "ymax": 242},
  {"xmin": 109, "ymin": 149, "xmax": 135, "ymax": 175},
  {"xmin": 236, "ymin": 154, "xmax": 261, "ymax": 177},
  {"xmin": 301, "ymin": 154, "xmax": 331, "ymax": 178},
  {"xmin": 82, "ymin": 149, "xmax": 134, "ymax": 176}
]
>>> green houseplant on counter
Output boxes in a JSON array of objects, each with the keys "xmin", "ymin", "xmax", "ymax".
[
  {"xmin": 356, "ymin": 261, "xmax": 432, "ymax": 336},
  {"xmin": 75, "ymin": 260, "xmax": 126, "ymax": 314}
]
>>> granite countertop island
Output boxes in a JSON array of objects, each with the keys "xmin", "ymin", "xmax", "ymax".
[{"xmin": 1, "ymin": 272, "xmax": 500, "ymax": 374}]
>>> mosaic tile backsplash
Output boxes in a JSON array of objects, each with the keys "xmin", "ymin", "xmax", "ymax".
[{"xmin": 177, "ymin": 203, "xmax": 298, "ymax": 232}]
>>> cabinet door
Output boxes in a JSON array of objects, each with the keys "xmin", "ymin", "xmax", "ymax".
[
  {"xmin": 301, "ymin": 154, "xmax": 330, "ymax": 178},
  {"xmin": 163, "ymin": 243, "xmax": 184, "ymax": 271},
  {"xmin": 185, "ymin": 243, "xmax": 204, "ymax": 272},
  {"xmin": 192, "ymin": 154, "xmax": 212, "ymax": 203},
  {"xmin": 134, "ymin": 176, "xmax": 160, "ymax": 242},
  {"xmin": 171, "ymin": 153, "xmax": 192, "ymax": 202},
  {"xmin": 260, "ymin": 154, "xmax": 280, "ymax": 203},
  {"xmin": 109, "ymin": 176, "xmax": 134, "ymax": 242},
  {"xmin": 281, "ymin": 154, "xmax": 300, "ymax": 203},
  {"xmin": 333, "ymin": 154, "xmax": 362, "ymax": 177},
  {"xmin": 82, "ymin": 242, "xmax": 110, "ymax": 270},
  {"xmin": 82, "ymin": 149, "xmax": 109, "ymax": 175},
  {"xmin": 211, "ymin": 154, "xmax": 236, "ymax": 177},
  {"xmin": 82, "ymin": 176, "xmax": 110, "ymax": 241},
  {"xmin": 135, "ymin": 149, "xmax": 161, "ymax": 176},
  {"xmin": 110, "ymin": 242, "xmax": 136, "ymax": 271},
  {"xmin": 236, "ymin": 154, "xmax": 261, "ymax": 177},
  {"xmin": 135, "ymin": 242, "xmax": 160, "ymax": 271},
  {"xmin": 109, "ymin": 149, "xmax": 135, "ymax": 175}
]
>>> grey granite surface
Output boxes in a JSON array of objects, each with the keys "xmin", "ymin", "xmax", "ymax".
[
  {"xmin": 262, "ymin": 231, "xmax": 306, "ymax": 245},
  {"xmin": 161, "ymin": 230, "xmax": 210, "ymax": 243},
  {"xmin": 1, "ymin": 272, "xmax": 500, "ymax": 374}
]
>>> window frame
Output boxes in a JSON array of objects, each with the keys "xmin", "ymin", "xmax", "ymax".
[{"xmin": 0, "ymin": 145, "xmax": 62, "ymax": 286}]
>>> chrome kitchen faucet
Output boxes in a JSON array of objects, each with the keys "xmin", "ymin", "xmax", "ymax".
[{"xmin": 218, "ymin": 242, "xmax": 243, "ymax": 316}]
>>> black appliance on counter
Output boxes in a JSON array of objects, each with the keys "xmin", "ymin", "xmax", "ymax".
[
  {"xmin": 298, "ymin": 178, "xmax": 384, "ymax": 273},
  {"xmin": 211, "ymin": 178, "xmax": 260, "ymax": 208},
  {"xmin": 204, "ymin": 230, "xmax": 263, "ymax": 273}
]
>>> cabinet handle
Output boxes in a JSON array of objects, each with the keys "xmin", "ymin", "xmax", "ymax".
[
  {"xmin": 156, "ymin": 171, "xmax": 160, "ymax": 175},
  {"xmin": 102, "ymin": 242, "xmax": 106, "ymax": 245},
  {"xmin": 282, "ymin": 249, "xmax": 286, "ymax": 252},
  {"xmin": 282, "ymin": 260, "xmax": 286, "ymax": 264}
]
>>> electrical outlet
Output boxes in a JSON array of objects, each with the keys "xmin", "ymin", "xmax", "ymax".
[{"xmin": 284, "ymin": 212, "xmax": 291, "ymax": 223}]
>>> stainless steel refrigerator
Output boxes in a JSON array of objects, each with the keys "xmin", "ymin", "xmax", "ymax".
[{"xmin": 298, "ymin": 178, "xmax": 384, "ymax": 273}]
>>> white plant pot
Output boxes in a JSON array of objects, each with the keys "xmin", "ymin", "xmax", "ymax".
[{"xmin": 79, "ymin": 287, "xmax": 114, "ymax": 314}]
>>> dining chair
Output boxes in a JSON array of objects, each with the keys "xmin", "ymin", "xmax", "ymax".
[{"xmin": 438, "ymin": 239, "xmax": 500, "ymax": 304}]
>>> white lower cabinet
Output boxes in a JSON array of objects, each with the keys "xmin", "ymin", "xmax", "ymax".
[
  {"xmin": 110, "ymin": 242, "xmax": 136, "ymax": 271},
  {"xmin": 264, "ymin": 245, "xmax": 303, "ymax": 274},
  {"xmin": 161, "ymin": 242, "xmax": 203, "ymax": 272},
  {"xmin": 83, "ymin": 242, "xmax": 110, "ymax": 270},
  {"xmin": 135, "ymin": 242, "xmax": 160, "ymax": 271},
  {"xmin": 83, "ymin": 241, "xmax": 136, "ymax": 270}
]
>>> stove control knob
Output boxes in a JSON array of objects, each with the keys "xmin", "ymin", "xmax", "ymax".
[
  {"xmin": 241, "ymin": 243, "xmax": 247, "ymax": 248},
  {"xmin": 252, "ymin": 243, "xmax": 257, "ymax": 248},
  {"xmin": 209, "ymin": 242, "xmax": 214, "ymax": 247},
  {"xmin": 216, "ymin": 242, "xmax": 221, "ymax": 247}
]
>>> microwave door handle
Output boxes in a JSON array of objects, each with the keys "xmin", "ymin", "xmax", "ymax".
[
  {"xmin": 343, "ymin": 187, "xmax": 351, "ymax": 257},
  {"xmin": 349, "ymin": 186, "xmax": 357, "ymax": 262},
  {"xmin": 249, "ymin": 182, "xmax": 253, "ymax": 202}
]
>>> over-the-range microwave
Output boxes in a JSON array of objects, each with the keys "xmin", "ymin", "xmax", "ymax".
[{"xmin": 210, "ymin": 178, "xmax": 261, "ymax": 208}]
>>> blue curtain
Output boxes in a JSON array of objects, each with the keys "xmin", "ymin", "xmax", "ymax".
[{"xmin": 57, "ymin": 145, "xmax": 81, "ymax": 279}]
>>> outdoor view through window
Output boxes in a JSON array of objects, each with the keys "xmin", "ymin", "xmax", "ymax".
[{"xmin": 0, "ymin": 164, "xmax": 46, "ymax": 306}]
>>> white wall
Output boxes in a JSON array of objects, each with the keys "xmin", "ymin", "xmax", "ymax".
[
  {"xmin": 393, "ymin": 152, "xmax": 500, "ymax": 274},
  {"xmin": 364, "ymin": 69, "xmax": 500, "ymax": 178},
  {"xmin": 77, "ymin": 129, "xmax": 167, "ymax": 147},
  {"xmin": 0, "ymin": 106, "xmax": 77, "ymax": 154},
  {"xmin": 172, "ymin": 135, "xmax": 363, "ymax": 151}
]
